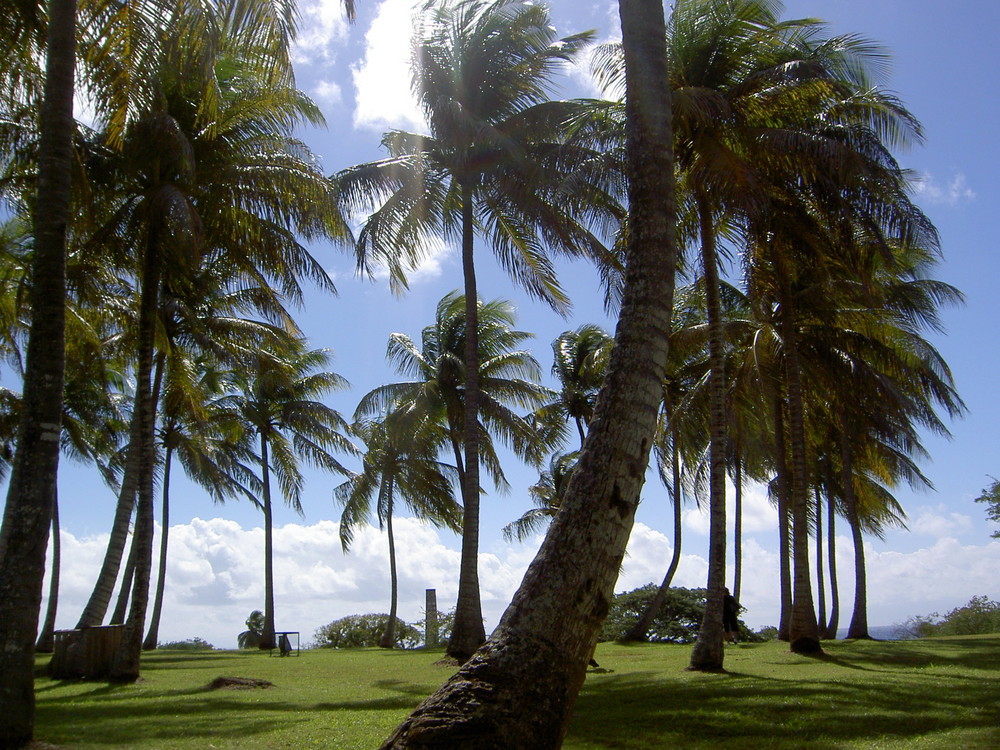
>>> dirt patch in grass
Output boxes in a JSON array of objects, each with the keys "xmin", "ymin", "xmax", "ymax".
[{"xmin": 206, "ymin": 676, "xmax": 274, "ymax": 690}]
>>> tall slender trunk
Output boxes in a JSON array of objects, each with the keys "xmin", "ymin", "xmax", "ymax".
[
  {"xmin": 815, "ymin": 486, "xmax": 827, "ymax": 633},
  {"xmin": 260, "ymin": 432, "xmax": 276, "ymax": 651},
  {"xmin": 575, "ymin": 417, "xmax": 587, "ymax": 447},
  {"xmin": 775, "ymin": 257, "xmax": 821, "ymax": 654},
  {"xmin": 381, "ymin": 1, "xmax": 676, "ymax": 742},
  {"xmin": 0, "ymin": 0, "xmax": 75, "ymax": 739},
  {"xmin": 379, "ymin": 478, "xmax": 398, "ymax": 649},
  {"xmin": 110, "ymin": 529, "xmax": 137, "ymax": 624},
  {"xmin": 142, "ymin": 443, "xmax": 173, "ymax": 650},
  {"xmin": 841, "ymin": 426, "xmax": 870, "ymax": 639},
  {"xmin": 623, "ymin": 423, "xmax": 682, "ymax": 642},
  {"xmin": 772, "ymin": 393, "xmax": 792, "ymax": 641},
  {"xmin": 36, "ymin": 490, "xmax": 60, "ymax": 653},
  {"xmin": 447, "ymin": 182, "xmax": 485, "ymax": 661},
  {"xmin": 690, "ymin": 193, "xmax": 728, "ymax": 671},
  {"xmin": 109, "ymin": 226, "xmax": 163, "ymax": 682},
  {"xmin": 733, "ymin": 458, "xmax": 743, "ymax": 602},
  {"xmin": 823, "ymin": 494, "xmax": 840, "ymax": 639}
]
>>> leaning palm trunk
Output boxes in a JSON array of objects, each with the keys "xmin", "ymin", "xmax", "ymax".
[
  {"xmin": 0, "ymin": 0, "xmax": 75, "ymax": 742},
  {"xmin": 815, "ymin": 487, "xmax": 827, "ymax": 632},
  {"xmin": 110, "ymin": 531, "xmax": 138, "ymax": 624},
  {"xmin": 623, "ymin": 425, "xmax": 683, "ymax": 642},
  {"xmin": 380, "ymin": 1, "xmax": 676, "ymax": 743},
  {"xmin": 776, "ymin": 263, "xmax": 821, "ymax": 653},
  {"xmin": 142, "ymin": 444, "xmax": 173, "ymax": 650},
  {"xmin": 448, "ymin": 183, "xmax": 486, "ymax": 661},
  {"xmin": 823, "ymin": 496, "xmax": 840, "ymax": 639},
  {"xmin": 36, "ymin": 491, "xmax": 61, "ymax": 653},
  {"xmin": 109, "ymin": 233, "xmax": 163, "ymax": 682},
  {"xmin": 689, "ymin": 194, "xmax": 728, "ymax": 671},
  {"xmin": 379, "ymin": 479, "xmax": 398, "ymax": 649}
]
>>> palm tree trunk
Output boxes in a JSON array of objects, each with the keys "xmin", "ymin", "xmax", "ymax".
[
  {"xmin": 381, "ymin": 0, "xmax": 676, "ymax": 741},
  {"xmin": 36, "ymin": 489, "xmax": 61, "ymax": 653},
  {"xmin": 0, "ymin": 0, "xmax": 75, "ymax": 741},
  {"xmin": 260, "ymin": 432, "xmax": 277, "ymax": 651},
  {"xmin": 775, "ymin": 258, "xmax": 821, "ymax": 654},
  {"xmin": 772, "ymin": 392, "xmax": 792, "ymax": 641},
  {"xmin": 841, "ymin": 427, "xmax": 870, "ymax": 639},
  {"xmin": 733, "ymin": 459, "xmax": 743, "ymax": 602},
  {"xmin": 823, "ymin": 494, "xmax": 840, "ymax": 639},
  {"xmin": 623, "ymin": 427, "xmax": 682, "ymax": 642},
  {"xmin": 815, "ymin": 486, "xmax": 827, "ymax": 633},
  {"xmin": 142, "ymin": 443, "xmax": 173, "ymax": 650},
  {"xmin": 448, "ymin": 182, "xmax": 486, "ymax": 661},
  {"xmin": 380, "ymin": 479, "xmax": 398, "ymax": 649},
  {"xmin": 689, "ymin": 193, "xmax": 728, "ymax": 671},
  {"xmin": 109, "ymin": 228, "xmax": 163, "ymax": 682}
]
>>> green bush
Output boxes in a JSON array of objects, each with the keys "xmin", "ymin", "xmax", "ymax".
[
  {"xmin": 600, "ymin": 584, "xmax": 761, "ymax": 643},
  {"xmin": 314, "ymin": 614, "xmax": 420, "ymax": 649},
  {"xmin": 901, "ymin": 596, "xmax": 1000, "ymax": 638},
  {"xmin": 158, "ymin": 637, "xmax": 214, "ymax": 650}
]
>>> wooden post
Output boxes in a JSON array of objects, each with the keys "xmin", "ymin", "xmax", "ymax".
[{"xmin": 425, "ymin": 589, "xmax": 438, "ymax": 648}]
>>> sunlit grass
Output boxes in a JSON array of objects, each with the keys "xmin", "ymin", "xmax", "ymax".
[{"xmin": 33, "ymin": 635, "xmax": 1000, "ymax": 749}]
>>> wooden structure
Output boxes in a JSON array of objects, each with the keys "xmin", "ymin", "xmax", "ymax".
[{"xmin": 48, "ymin": 625, "xmax": 125, "ymax": 679}]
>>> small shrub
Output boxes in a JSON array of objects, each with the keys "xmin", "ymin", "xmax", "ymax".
[
  {"xmin": 314, "ymin": 614, "xmax": 420, "ymax": 649},
  {"xmin": 159, "ymin": 637, "xmax": 214, "ymax": 650}
]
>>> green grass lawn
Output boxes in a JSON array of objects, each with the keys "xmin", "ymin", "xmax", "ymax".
[{"xmin": 33, "ymin": 636, "xmax": 1000, "ymax": 749}]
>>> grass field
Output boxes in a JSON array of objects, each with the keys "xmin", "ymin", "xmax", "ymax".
[{"xmin": 32, "ymin": 636, "xmax": 1000, "ymax": 749}]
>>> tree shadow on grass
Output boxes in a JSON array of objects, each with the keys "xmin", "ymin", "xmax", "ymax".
[{"xmin": 566, "ymin": 647, "xmax": 1000, "ymax": 750}]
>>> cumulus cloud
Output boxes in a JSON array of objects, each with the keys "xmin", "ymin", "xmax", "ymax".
[
  {"xmin": 351, "ymin": 0, "xmax": 425, "ymax": 132},
  {"xmin": 294, "ymin": 0, "xmax": 354, "ymax": 66},
  {"xmin": 683, "ymin": 481, "xmax": 777, "ymax": 537},
  {"xmin": 913, "ymin": 172, "xmax": 976, "ymax": 206},
  {"xmin": 41, "ymin": 517, "xmax": 1000, "ymax": 649},
  {"xmin": 909, "ymin": 503, "xmax": 974, "ymax": 539},
  {"xmin": 312, "ymin": 79, "xmax": 344, "ymax": 107}
]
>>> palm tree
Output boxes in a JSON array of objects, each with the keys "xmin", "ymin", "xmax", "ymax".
[
  {"xmin": 336, "ymin": 0, "xmax": 608, "ymax": 661},
  {"xmin": 545, "ymin": 326, "xmax": 612, "ymax": 447},
  {"xmin": 220, "ymin": 336, "xmax": 355, "ymax": 651},
  {"xmin": 502, "ymin": 451, "xmax": 579, "ymax": 543},
  {"xmin": 381, "ymin": 0, "xmax": 679, "ymax": 742},
  {"xmin": 336, "ymin": 415, "xmax": 461, "ymax": 648}
]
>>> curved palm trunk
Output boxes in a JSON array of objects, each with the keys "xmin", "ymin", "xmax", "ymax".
[
  {"xmin": 623, "ymin": 426, "xmax": 682, "ymax": 642},
  {"xmin": 36, "ymin": 490, "xmax": 61, "ymax": 653},
  {"xmin": 575, "ymin": 417, "xmax": 587, "ymax": 447},
  {"xmin": 0, "ymin": 0, "xmax": 75, "ymax": 740},
  {"xmin": 823, "ymin": 495, "xmax": 840, "ymax": 639},
  {"xmin": 775, "ymin": 260, "xmax": 821, "ymax": 654},
  {"xmin": 772, "ymin": 392, "xmax": 792, "ymax": 641},
  {"xmin": 448, "ymin": 182, "xmax": 486, "ymax": 661},
  {"xmin": 379, "ymin": 479, "xmax": 398, "ymax": 649},
  {"xmin": 109, "ymin": 229, "xmax": 164, "ymax": 682},
  {"xmin": 142, "ymin": 444, "xmax": 173, "ymax": 650},
  {"xmin": 381, "ymin": 2, "xmax": 677, "ymax": 742},
  {"xmin": 110, "ymin": 531, "xmax": 137, "ymax": 624},
  {"xmin": 815, "ymin": 487, "xmax": 827, "ymax": 633},
  {"xmin": 841, "ymin": 427, "xmax": 870, "ymax": 639},
  {"xmin": 689, "ymin": 194, "xmax": 728, "ymax": 671},
  {"xmin": 259, "ymin": 433, "xmax": 277, "ymax": 651}
]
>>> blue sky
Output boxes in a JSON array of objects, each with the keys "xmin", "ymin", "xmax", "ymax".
[{"xmin": 40, "ymin": 0, "xmax": 1000, "ymax": 648}]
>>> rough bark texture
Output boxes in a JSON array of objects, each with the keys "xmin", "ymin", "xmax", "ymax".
[
  {"xmin": 0, "ymin": 0, "xmax": 75, "ymax": 744},
  {"xmin": 447, "ymin": 182, "xmax": 486, "ymax": 661},
  {"xmin": 380, "ymin": 1, "xmax": 676, "ymax": 744},
  {"xmin": 689, "ymin": 194, "xmax": 728, "ymax": 671}
]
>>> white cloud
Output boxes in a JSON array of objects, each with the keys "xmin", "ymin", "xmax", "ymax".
[
  {"xmin": 312, "ymin": 79, "xmax": 344, "ymax": 107},
  {"xmin": 351, "ymin": 0, "xmax": 425, "ymax": 132},
  {"xmin": 293, "ymin": 0, "xmax": 354, "ymax": 66},
  {"xmin": 682, "ymin": 480, "xmax": 777, "ymax": 537},
  {"xmin": 909, "ymin": 503, "xmax": 974, "ymax": 539},
  {"xmin": 41, "ymin": 518, "xmax": 1000, "ymax": 651},
  {"xmin": 913, "ymin": 172, "xmax": 976, "ymax": 206}
]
